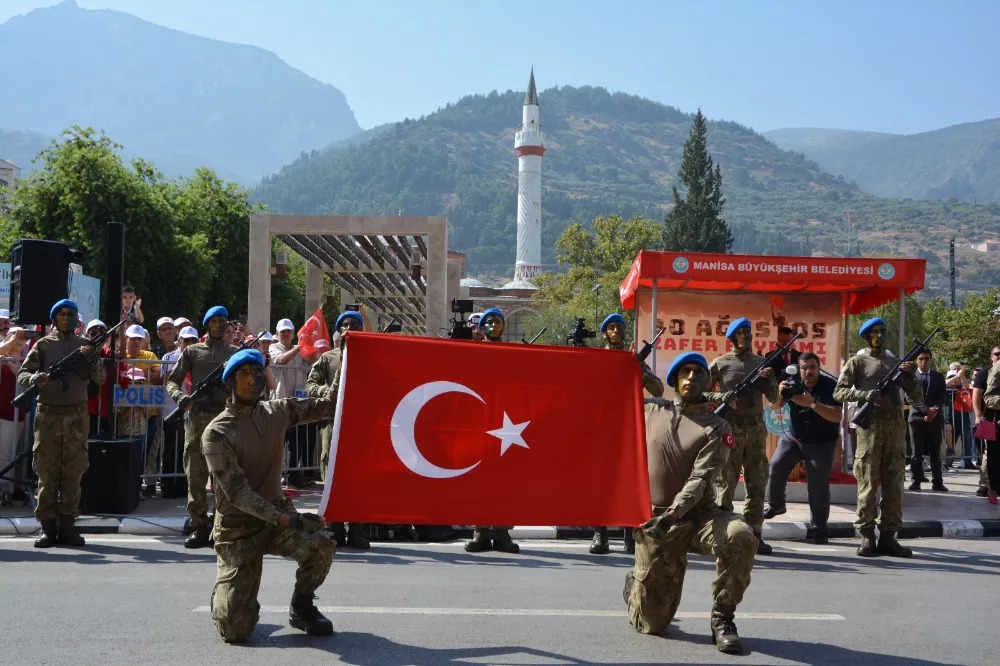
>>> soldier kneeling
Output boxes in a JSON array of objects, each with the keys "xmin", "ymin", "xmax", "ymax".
[
  {"xmin": 624, "ymin": 352, "xmax": 757, "ymax": 655},
  {"xmin": 203, "ymin": 349, "xmax": 338, "ymax": 643}
]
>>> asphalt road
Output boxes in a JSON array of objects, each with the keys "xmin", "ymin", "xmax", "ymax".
[{"xmin": 0, "ymin": 536, "xmax": 996, "ymax": 665}]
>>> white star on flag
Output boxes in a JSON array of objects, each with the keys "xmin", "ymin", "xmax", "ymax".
[{"xmin": 487, "ymin": 412, "xmax": 530, "ymax": 455}]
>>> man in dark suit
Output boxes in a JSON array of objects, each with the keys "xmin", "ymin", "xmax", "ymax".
[
  {"xmin": 908, "ymin": 349, "xmax": 948, "ymax": 492},
  {"xmin": 768, "ymin": 327, "xmax": 802, "ymax": 382}
]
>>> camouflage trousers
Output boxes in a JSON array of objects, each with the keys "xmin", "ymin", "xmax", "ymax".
[
  {"xmin": 854, "ymin": 416, "xmax": 906, "ymax": 532},
  {"xmin": 211, "ymin": 500, "xmax": 335, "ymax": 642},
  {"xmin": 716, "ymin": 419, "xmax": 768, "ymax": 529},
  {"xmin": 625, "ymin": 505, "xmax": 757, "ymax": 635},
  {"xmin": 32, "ymin": 403, "xmax": 90, "ymax": 522},
  {"xmin": 184, "ymin": 410, "xmax": 220, "ymax": 530}
]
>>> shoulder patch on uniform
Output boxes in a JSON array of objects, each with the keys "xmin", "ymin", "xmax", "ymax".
[{"xmin": 722, "ymin": 432, "xmax": 735, "ymax": 449}]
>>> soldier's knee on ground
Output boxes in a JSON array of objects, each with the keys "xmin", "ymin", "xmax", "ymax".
[{"xmin": 216, "ymin": 616, "xmax": 257, "ymax": 643}]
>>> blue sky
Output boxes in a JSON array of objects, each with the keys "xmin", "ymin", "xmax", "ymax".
[{"xmin": 3, "ymin": 0, "xmax": 997, "ymax": 134}]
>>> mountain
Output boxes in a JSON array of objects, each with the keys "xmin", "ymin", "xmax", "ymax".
[
  {"xmin": 0, "ymin": 129, "xmax": 51, "ymax": 173},
  {"xmin": 764, "ymin": 120, "xmax": 1000, "ymax": 203},
  {"xmin": 0, "ymin": 0, "xmax": 361, "ymax": 183},
  {"xmin": 253, "ymin": 84, "xmax": 1000, "ymax": 297}
]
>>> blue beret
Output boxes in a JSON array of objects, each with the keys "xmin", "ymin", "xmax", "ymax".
[
  {"xmin": 203, "ymin": 306, "xmax": 229, "ymax": 327},
  {"xmin": 222, "ymin": 349, "xmax": 265, "ymax": 383},
  {"xmin": 859, "ymin": 317, "xmax": 887, "ymax": 338},
  {"xmin": 725, "ymin": 317, "xmax": 752, "ymax": 339},
  {"xmin": 478, "ymin": 308, "xmax": 505, "ymax": 329},
  {"xmin": 666, "ymin": 352, "xmax": 709, "ymax": 388},
  {"xmin": 50, "ymin": 299, "xmax": 78, "ymax": 320},
  {"xmin": 601, "ymin": 313, "xmax": 626, "ymax": 332},
  {"xmin": 336, "ymin": 311, "xmax": 364, "ymax": 330}
]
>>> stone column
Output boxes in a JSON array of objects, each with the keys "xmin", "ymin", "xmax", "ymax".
[
  {"xmin": 248, "ymin": 214, "xmax": 271, "ymax": 334},
  {"xmin": 425, "ymin": 219, "xmax": 448, "ymax": 338},
  {"xmin": 305, "ymin": 262, "xmax": 323, "ymax": 317}
]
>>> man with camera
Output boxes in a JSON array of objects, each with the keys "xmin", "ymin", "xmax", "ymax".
[{"xmin": 763, "ymin": 352, "xmax": 843, "ymax": 544}]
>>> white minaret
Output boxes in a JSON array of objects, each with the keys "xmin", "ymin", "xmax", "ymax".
[{"xmin": 508, "ymin": 68, "xmax": 545, "ymax": 288}]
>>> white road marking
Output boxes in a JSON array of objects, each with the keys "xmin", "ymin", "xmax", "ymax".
[
  {"xmin": 784, "ymin": 547, "xmax": 840, "ymax": 552},
  {"xmin": 1, "ymin": 536, "xmax": 173, "ymax": 544},
  {"xmin": 191, "ymin": 606, "xmax": 844, "ymax": 620}
]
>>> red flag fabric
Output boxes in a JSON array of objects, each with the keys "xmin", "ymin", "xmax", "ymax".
[
  {"xmin": 296, "ymin": 307, "xmax": 331, "ymax": 359},
  {"xmin": 319, "ymin": 332, "xmax": 652, "ymax": 527}
]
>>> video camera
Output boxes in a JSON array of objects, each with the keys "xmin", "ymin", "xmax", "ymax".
[
  {"xmin": 780, "ymin": 364, "xmax": 806, "ymax": 401},
  {"xmin": 567, "ymin": 317, "xmax": 596, "ymax": 347},
  {"xmin": 448, "ymin": 298, "xmax": 475, "ymax": 340}
]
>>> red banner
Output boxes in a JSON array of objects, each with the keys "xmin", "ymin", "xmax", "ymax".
[{"xmin": 319, "ymin": 333, "xmax": 652, "ymax": 526}]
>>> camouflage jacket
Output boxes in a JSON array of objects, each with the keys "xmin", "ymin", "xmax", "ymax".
[
  {"xmin": 644, "ymin": 397, "xmax": 732, "ymax": 519},
  {"xmin": 982, "ymin": 359, "xmax": 1000, "ymax": 412},
  {"xmin": 305, "ymin": 348, "xmax": 342, "ymax": 398},
  {"xmin": 704, "ymin": 349, "xmax": 778, "ymax": 416},
  {"xmin": 18, "ymin": 332, "xmax": 106, "ymax": 405},
  {"xmin": 165, "ymin": 339, "xmax": 239, "ymax": 410},
  {"xmin": 202, "ymin": 395, "xmax": 338, "ymax": 527},
  {"xmin": 833, "ymin": 348, "xmax": 921, "ymax": 417}
]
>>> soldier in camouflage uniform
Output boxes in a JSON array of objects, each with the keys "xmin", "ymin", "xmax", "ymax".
[
  {"xmin": 591, "ymin": 313, "xmax": 665, "ymax": 555},
  {"xmin": 833, "ymin": 317, "xmax": 921, "ymax": 558},
  {"xmin": 19, "ymin": 299, "xmax": 107, "ymax": 548},
  {"xmin": 705, "ymin": 318, "xmax": 778, "ymax": 555},
  {"xmin": 305, "ymin": 310, "xmax": 371, "ymax": 549},
  {"xmin": 166, "ymin": 305, "xmax": 240, "ymax": 548},
  {"xmin": 624, "ymin": 351, "xmax": 756, "ymax": 654},
  {"xmin": 465, "ymin": 308, "xmax": 520, "ymax": 554},
  {"xmin": 203, "ymin": 349, "xmax": 337, "ymax": 643}
]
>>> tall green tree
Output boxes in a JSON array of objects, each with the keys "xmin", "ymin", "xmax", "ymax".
[
  {"xmin": 528, "ymin": 213, "xmax": 661, "ymax": 345},
  {"xmin": 923, "ymin": 289, "xmax": 1000, "ymax": 369},
  {"xmin": 661, "ymin": 110, "xmax": 733, "ymax": 253}
]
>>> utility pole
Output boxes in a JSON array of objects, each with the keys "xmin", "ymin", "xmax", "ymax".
[
  {"xmin": 949, "ymin": 236, "xmax": 957, "ymax": 308},
  {"xmin": 593, "ymin": 283, "xmax": 601, "ymax": 330}
]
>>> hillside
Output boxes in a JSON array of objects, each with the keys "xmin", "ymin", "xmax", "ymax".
[
  {"xmin": 0, "ymin": 1, "xmax": 361, "ymax": 183},
  {"xmin": 254, "ymin": 85, "xmax": 1000, "ymax": 297},
  {"xmin": 765, "ymin": 120, "xmax": 1000, "ymax": 203},
  {"xmin": 0, "ymin": 129, "xmax": 51, "ymax": 173}
]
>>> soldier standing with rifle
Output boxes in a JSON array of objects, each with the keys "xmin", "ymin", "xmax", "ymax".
[
  {"xmin": 18, "ymin": 299, "xmax": 107, "ymax": 548},
  {"xmin": 305, "ymin": 310, "xmax": 371, "ymax": 549},
  {"xmin": 166, "ymin": 305, "xmax": 240, "ymax": 549},
  {"xmin": 465, "ymin": 308, "xmax": 520, "ymax": 554},
  {"xmin": 591, "ymin": 313, "xmax": 664, "ymax": 555},
  {"xmin": 705, "ymin": 318, "xmax": 778, "ymax": 555},
  {"xmin": 833, "ymin": 317, "xmax": 925, "ymax": 558}
]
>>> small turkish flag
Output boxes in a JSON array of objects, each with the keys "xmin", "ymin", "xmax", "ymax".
[
  {"xmin": 296, "ymin": 307, "xmax": 330, "ymax": 359},
  {"xmin": 319, "ymin": 333, "xmax": 652, "ymax": 526}
]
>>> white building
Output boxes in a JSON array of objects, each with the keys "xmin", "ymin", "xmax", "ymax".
[{"xmin": 0, "ymin": 159, "xmax": 20, "ymax": 190}]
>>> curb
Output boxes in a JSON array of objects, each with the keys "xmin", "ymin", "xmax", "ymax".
[{"xmin": 2, "ymin": 518, "xmax": 1000, "ymax": 539}]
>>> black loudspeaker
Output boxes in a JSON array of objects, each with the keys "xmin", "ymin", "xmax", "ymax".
[
  {"xmin": 9, "ymin": 238, "xmax": 72, "ymax": 325},
  {"xmin": 80, "ymin": 437, "xmax": 142, "ymax": 515},
  {"xmin": 104, "ymin": 222, "xmax": 124, "ymax": 328}
]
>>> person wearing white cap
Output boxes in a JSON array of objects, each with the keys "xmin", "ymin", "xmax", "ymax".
[
  {"xmin": 0, "ymin": 309, "xmax": 10, "ymax": 338},
  {"xmin": 123, "ymin": 324, "xmax": 162, "ymax": 496},
  {"xmin": 174, "ymin": 317, "xmax": 193, "ymax": 330},
  {"xmin": 269, "ymin": 319, "xmax": 313, "ymax": 488},
  {"xmin": 158, "ymin": 325, "xmax": 203, "ymax": 500},
  {"xmin": 152, "ymin": 317, "xmax": 177, "ymax": 358},
  {"xmin": 469, "ymin": 313, "xmax": 485, "ymax": 341}
]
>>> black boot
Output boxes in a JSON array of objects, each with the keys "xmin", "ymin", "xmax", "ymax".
[
  {"xmin": 624, "ymin": 528, "xmax": 635, "ymax": 554},
  {"xmin": 710, "ymin": 605, "xmax": 743, "ymax": 654},
  {"xmin": 346, "ymin": 523, "xmax": 370, "ymax": 550},
  {"xmin": 877, "ymin": 530, "xmax": 912, "ymax": 558},
  {"xmin": 753, "ymin": 529, "xmax": 772, "ymax": 555},
  {"xmin": 58, "ymin": 515, "xmax": 85, "ymax": 547},
  {"xmin": 589, "ymin": 527, "xmax": 610, "ymax": 554},
  {"xmin": 289, "ymin": 591, "xmax": 335, "ymax": 636},
  {"xmin": 34, "ymin": 519, "xmax": 58, "ymax": 548},
  {"xmin": 328, "ymin": 522, "xmax": 347, "ymax": 546},
  {"xmin": 464, "ymin": 529, "xmax": 492, "ymax": 553},
  {"xmin": 856, "ymin": 528, "xmax": 877, "ymax": 557},
  {"xmin": 492, "ymin": 529, "xmax": 520, "ymax": 554},
  {"xmin": 185, "ymin": 526, "xmax": 211, "ymax": 549}
]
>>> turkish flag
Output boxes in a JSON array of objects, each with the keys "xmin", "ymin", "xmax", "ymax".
[
  {"xmin": 297, "ymin": 307, "xmax": 331, "ymax": 358},
  {"xmin": 319, "ymin": 332, "xmax": 652, "ymax": 527}
]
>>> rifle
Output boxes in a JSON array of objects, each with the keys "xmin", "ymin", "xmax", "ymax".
[
  {"xmin": 522, "ymin": 328, "xmax": 547, "ymax": 344},
  {"xmin": 714, "ymin": 332, "xmax": 803, "ymax": 418},
  {"xmin": 12, "ymin": 318, "xmax": 129, "ymax": 413},
  {"xmin": 163, "ymin": 330, "xmax": 267, "ymax": 426},
  {"xmin": 636, "ymin": 326, "xmax": 667, "ymax": 363},
  {"xmin": 851, "ymin": 327, "xmax": 940, "ymax": 430}
]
